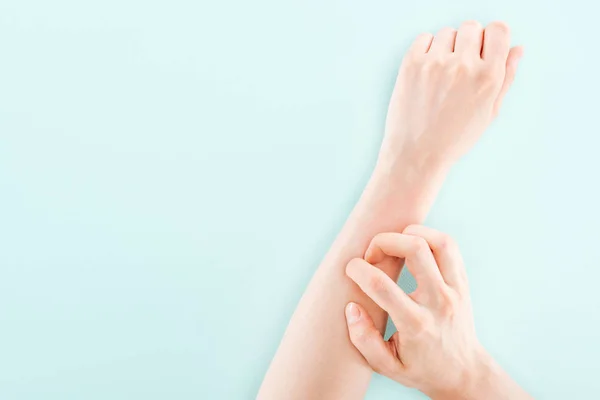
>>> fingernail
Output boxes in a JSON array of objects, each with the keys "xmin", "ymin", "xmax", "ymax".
[{"xmin": 346, "ymin": 302, "xmax": 361, "ymax": 324}]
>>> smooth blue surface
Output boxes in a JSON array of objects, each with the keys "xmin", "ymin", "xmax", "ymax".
[{"xmin": 1, "ymin": 1, "xmax": 598, "ymax": 398}]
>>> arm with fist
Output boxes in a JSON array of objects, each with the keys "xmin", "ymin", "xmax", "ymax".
[{"xmin": 259, "ymin": 20, "xmax": 527, "ymax": 400}]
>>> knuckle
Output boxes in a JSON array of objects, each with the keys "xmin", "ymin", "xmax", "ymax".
[
  {"xmin": 409, "ymin": 237, "xmax": 430, "ymax": 257},
  {"xmin": 439, "ymin": 301, "xmax": 454, "ymax": 318},
  {"xmin": 454, "ymin": 59, "xmax": 473, "ymax": 76},
  {"xmin": 371, "ymin": 232, "xmax": 390, "ymax": 248},
  {"xmin": 402, "ymin": 55, "xmax": 421, "ymax": 73},
  {"xmin": 488, "ymin": 20, "xmax": 510, "ymax": 35},
  {"xmin": 368, "ymin": 273, "xmax": 387, "ymax": 294},
  {"xmin": 438, "ymin": 289, "xmax": 458, "ymax": 317},
  {"xmin": 445, "ymin": 60, "xmax": 470, "ymax": 80},
  {"xmin": 408, "ymin": 311, "xmax": 429, "ymax": 333},
  {"xmin": 416, "ymin": 32, "xmax": 434, "ymax": 42},
  {"xmin": 441, "ymin": 287, "xmax": 457, "ymax": 305},
  {"xmin": 403, "ymin": 224, "xmax": 420, "ymax": 235},
  {"xmin": 422, "ymin": 57, "xmax": 444, "ymax": 74},
  {"xmin": 436, "ymin": 236, "xmax": 450, "ymax": 252},
  {"xmin": 477, "ymin": 66, "xmax": 502, "ymax": 86},
  {"xmin": 436, "ymin": 233, "xmax": 456, "ymax": 252},
  {"xmin": 461, "ymin": 20, "xmax": 482, "ymax": 30},
  {"xmin": 437, "ymin": 26, "xmax": 456, "ymax": 35}
]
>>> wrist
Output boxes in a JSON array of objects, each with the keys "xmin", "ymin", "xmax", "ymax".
[
  {"xmin": 374, "ymin": 148, "xmax": 451, "ymax": 189},
  {"xmin": 430, "ymin": 348, "xmax": 522, "ymax": 400},
  {"xmin": 355, "ymin": 152, "xmax": 449, "ymax": 229},
  {"xmin": 461, "ymin": 349, "xmax": 501, "ymax": 400},
  {"xmin": 370, "ymin": 149, "xmax": 450, "ymax": 201},
  {"xmin": 376, "ymin": 144, "xmax": 453, "ymax": 179}
]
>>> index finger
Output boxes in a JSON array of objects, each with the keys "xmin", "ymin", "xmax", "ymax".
[
  {"xmin": 365, "ymin": 232, "xmax": 444, "ymax": 290},
  {"xmin": 346, "ymin": 258, "xmax": 422, "ymax": 329}
]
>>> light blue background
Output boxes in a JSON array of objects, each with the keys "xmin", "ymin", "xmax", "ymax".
[{"xmin": 0, "ymin": 0, "xmax": 597, "ymax": 399}]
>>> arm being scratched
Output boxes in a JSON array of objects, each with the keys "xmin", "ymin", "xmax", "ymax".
[
  {"xmin": 258, "ymin": 159, "xmax": 447, "ymax": 399},
  {"xmin": 258, "ymin": 20, "xmax": 523, "ymax": 400}
]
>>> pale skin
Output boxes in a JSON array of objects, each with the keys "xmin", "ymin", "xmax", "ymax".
[
  {"xmin": 346, "ymin": 227, "xmax": 532, "ymax": 399},
  {"xmin": 258, "ymin": 20, "xmax": 527, "ymax": 399}
]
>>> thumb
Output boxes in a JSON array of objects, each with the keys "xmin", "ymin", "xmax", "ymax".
[
  {"xmin": 345, "ymin": 302, "xmax": 402, "ymax": 375},
  {"xmin": 493, "ymin": 45, "xmax": 524, "ymax": 116}
]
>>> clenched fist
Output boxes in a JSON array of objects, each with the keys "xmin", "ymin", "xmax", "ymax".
[{"xmin": 379, "ymin": 21, "xmax": 523, "ymax": 173}]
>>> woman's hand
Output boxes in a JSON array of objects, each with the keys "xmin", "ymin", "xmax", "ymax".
[
  {"xmin": 344, "ymin": 225, "xmax": 531, "ymax": 400},
  {"xmin": 379, "ymin": 21, "xmax": 523, "ymax": 173}
]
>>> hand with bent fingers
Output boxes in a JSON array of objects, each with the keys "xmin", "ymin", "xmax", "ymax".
[
  {"xmin": 380, "ymin": 20, "xmax": 523, "ymax": 172},
  {"xmin": 344, "ymin": 225, "xmax": 532, "ymax": 400}
]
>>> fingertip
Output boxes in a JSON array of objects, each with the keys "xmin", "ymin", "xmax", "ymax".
[
  {"xmin": 363, "ymin": 244, "xmax": 375, "ymax": 263},
  {"xmin": 509, "ymin": 45, "xmax": 524, "ymax": 67},
  {"xmin": 345, "ymin": 257, "xmax": 362, "ymax": 278},
  {"xmin": 514, "ymin": 45, "xmax": 525, "ymax": 55},
  {"xmin": 364, "ymin": 236, "xmax": 385, "ymax": 264},
  {"xmin": 345, "ymin": 302, "xmax": 362, "ymax": 324}
]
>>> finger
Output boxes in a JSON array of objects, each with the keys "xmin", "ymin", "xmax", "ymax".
[
  {"xmin": 428, "ymin": 27, "xmax": 457, "ymax": 54},
  {"xmin": 345, "ymin": 302, "xmax": 403, "ymax": 374},
  {"xmin": 493, "ymin": 46, "xmax": 524, "ymax": 115},
  {"xmin": 481, "ymin": 21, "xmax": 511, "ymax": 64},
  {"xmin": 408, "ymin": 32, "xmax": 434, "ymax": 55},
  {"xmin": 346, "ymin": 258, "xmax": 421, "ymax": 326},
  {"xmin": 454, "ymin": 20, "xmax": 484, "ymax": 57},
  {"xmin": 365, "ymin": 232, "xmax": 444, "ymax": 291},
  {"xmin": 402, "ymin": 225, "xmax": 467, "ymax": 290}
]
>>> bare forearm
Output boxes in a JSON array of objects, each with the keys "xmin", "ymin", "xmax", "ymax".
[
  {"xmin": 259, "ymin": 19, "xmax": 527, "ymax": 400},
  {"xmin": 258, "ymin": 157, "xmax": 448, "ymax": 399}
]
